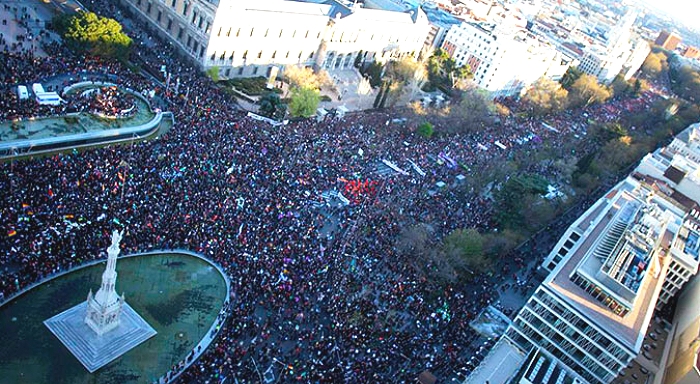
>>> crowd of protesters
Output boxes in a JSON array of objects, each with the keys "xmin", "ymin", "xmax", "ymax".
[{"xmin": 0, "ymin": 1, "xmax": 662, "ymax": 382}]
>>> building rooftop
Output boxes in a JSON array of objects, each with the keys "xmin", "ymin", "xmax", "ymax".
[
  {"xmin": 544, "ymin": 178, "xmax": 673, "ymax": 352},
  {"xmin": 514, "ymin": 348, "xmax": 580, "ymax": 384},
  {"xmin": 241, "ymin": 0, "xmax": 333, "ymax": 17},
  {"xmin": 465, "ymin": 338, "xmax": 525, "ymax": 384}
]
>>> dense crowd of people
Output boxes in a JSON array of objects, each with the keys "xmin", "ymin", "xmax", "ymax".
[{"xmin": 0, "ymin": 1, "xmax": 662, "ymax": 383}]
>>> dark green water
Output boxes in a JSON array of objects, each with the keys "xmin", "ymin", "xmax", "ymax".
[{"xmin": 0, "ymin": 253, "xmax": 227, "ymax": 384}]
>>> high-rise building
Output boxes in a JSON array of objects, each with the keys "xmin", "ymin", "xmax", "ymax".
[
  {"xmin": 655, "ymin": 31, "xmax": 682, "ymax": 51},
  {"xmin": 120, "ymin": 0, "xmax": 430, "ymax": 78},
  {"xmin": 505, "ymin": 176, "xmax": 690, "ymax": 384},
  {"xmin": 660, "ymin": 274, "xmax": 700, "ymax": 384},
  {"xmin": 575, "ymin": 9, "xmax": 645, "ymax": 84}
]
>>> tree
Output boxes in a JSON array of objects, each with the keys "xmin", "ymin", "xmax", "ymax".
[
  {"xmin": 206, "ymin": 67, "xmax": 220, "ymax": 82},
  {"xmin": 363, "ymin": 61, "xmax": 384, "ymax": 88},
  {"xmin": 425, "ymin": 48, "xmax": 472, "ymax": 91},
  {"xmin": 354, "ymin": 50, "xmax": 364, "ymax": 68},
  {"xmin": 569, "ymin": 74, "xmax": 612, "ymax": 107},
  {"xmin": 560, "ymin": 67, "xmax": 583, "ymax": 89},
  {"xmin": 288, "ymin": 86, "xmax": 320, "ymax": 117},
  {"xmin": 641, "ymin": 51, "xmax": 667, "ymax": 78},
  {"xmin": 447, "ymin": 88, "xmax": 495, "ymax": 132},
  {"xmin": 522, "ymin": 77, "xmax": 569, "ymax": 115},
  {"xmin": 284, "ymin": 65, "xmax": 331, "ymax": 90},
  {"xmin": 441, "ymin": 229, "xmax": 493, "ymax": 275},
  {"xmin": 55, "ymin": 12, "xmax": 132, "ymax": 60},
  {"xmin": 258, "ymin": 92, "xmax": 287, "ymax": 120},
  {"xmin": 417, "ymin": 122, "xmax": 434, "ymax": 138},
  {"xmin": 450, "ymin": 65, "xmax": 472, "ymax": 90}
]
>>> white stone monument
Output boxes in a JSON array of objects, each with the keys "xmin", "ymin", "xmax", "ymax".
[
  {"xmin": 44, "ymin": 230, "xmax": 156, "ymax": 372},
  {"xmin": 85, "ymin": 230, "xmax": 126, "ymax": 335}
]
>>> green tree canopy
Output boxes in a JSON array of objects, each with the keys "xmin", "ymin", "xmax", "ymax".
[
  {"xmin": 288, "ymin": 86, "xmax": 320, "ymax": 117},
  {"xmin": 417, "ymin": 122, "xmax": 434, "ymax": 138},
  {"xmin": 54, "ymin": 12, "xmax": 132, "ymax": 60},
  {"xmin": 425, "ymin": 48, "xmax": 472, "ymax": 91},
  {"xmin": 258, "ymin": 92, "xmax": 287, "ymax": 120},
  {"xmin": 441, "ymin": 228, "xmax": 493, "ymax": 275}
]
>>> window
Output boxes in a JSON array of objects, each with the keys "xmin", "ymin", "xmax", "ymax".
[
  {"xmin": 217, "ymin": 27, "xmax": 222, "ymax": 37},
  {"xmin": 305, "ymin": 30, "xmax": 309, "ymax": 38},
  {"xmin": 157, "ymin": 10, "xmax": 162, "ymax": 22},
  {"xmin": 236, "ymin": 28, "xmax": 240, "ymax": 37},
  {"xmin": 298, "ymin": 51, "xmax": 302, "ymax": 59},
  {"xmin": 225, "ymin": 68, "xmax": 231, "ymax": 77},
  {"xmin": 186, "ymin": 35, "xmax": 192, "ymax": 47},
  {"xmin": 308, "ymin": 52, "xmax": 314, "ymax": 59},
  {"xmin": 205, "ymin": 22, "xmax": 210, "ymax": 34},
  {"xmin": 292, "ymin": 30, "xmax": 296, "ymax": 38},
  {"xmin": 250, "ymin": 28, "xmax": 254, "ymax": 37},
  {"xmin": 271, "ymin": 51, "xmax": 276, "ymax": 59},
  {"xmin": 257, "ymin": 51, "xmax": 262, "ymax": 59},
  {"xmin": 146, "ymin": 2, "xmax": 152, "ymax": 14},
  {"xmin": 220, "ymin": 51, "xmax": 226, "ymax": 60},
  {"xmin": 279, "ymin": 29, "xmax": 283, "ymax": 38},
  {"xmin": 317, "ymin": 32, "xmax": 321, "ymax": 38},
  {"xmin": 199, "ymin": 45, "xmax": 205, "ymax": 58},
  {"xmin": 198, "ymin": 17, "xmax": 204, "ymax": 29},
  {"xmin": 167, "ymin": 18, "xmax": 173, "ymax": 31},
  {"xmin": 252, "ymin": 66, "xmax": 258, "ymax": 75},
  {"xmin": 171, "ymin": 0, "xmax": 176, "ymax": 7},
  {"xmin": 137, "ymin": 0, "xmax": 141, "ymax": 6},
  {"xmin": 178, "ymin": 26, "xmax": 184, "ymax": 40},
  {"xmin": 192, "ymin": 12, "xmax": 197, "ymax": 25},
  {"xmin": 242, "ymin": 50, "xmax": 248, "ymax": 59},
  {"xmin": 229, "ymin": 51, "xmax": 235, "ymax": 61},
  {"xmin": 264, "ymin": 28, "xmax": 269, "ymax": 37},
  {"xmin": 238, "ymin": 67, "xmax": 244, "ymax": 75},
  {"xmin": 285, "ymin": 51, "xmax": 290, "ymax": 58},
  {"xmin": 211, "ymin": 52, "xmax": 216, "ymax": 60}
]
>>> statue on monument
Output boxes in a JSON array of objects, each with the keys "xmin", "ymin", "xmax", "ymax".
[{"xmin": 85, "ymin": 229, "xmax": 127, "ymax": 336}]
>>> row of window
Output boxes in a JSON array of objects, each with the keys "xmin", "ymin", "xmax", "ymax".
[
  {"xmin": 570, "ymin": 273, "xmax": 630, "ymax": 317},
  {"xmin": 214, "ymin": 26, "xmax": 419, "ymax": 45},
  {"xmin": 533, "ymin": 290, "xmax": 630, "ymax": 361},
  {"xmin": 522, "ymin": 300, "xmax": 624, "ymax": 371},
  {"xmin": 209, "ymin": 49, "xmax": 314, "ymax": 63},
  {"xmin": 509, "ymin": 321, "xmax": 613, "ymax": 384},
  {"xmin": 546, "ymin": 231, "xmax": 582, "ymax": 270}
]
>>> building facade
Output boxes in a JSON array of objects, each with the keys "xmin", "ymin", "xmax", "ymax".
[
  {"xmin": 441, "ymin": 21, "xmax": 574, "ymax": 97},
  {"xmin": 121, "ymin": 0, "xmax": 430, "ymax": 78},
  {"xmin": 662, "ymin": 274, "xmax": 700, "ymax": 384},
  {"xmin": 656, "ymin": 31, "xmax": 682, "ymax": 51},
  {"xmin": 507, "ymin": 177, "xmax": 689, "ymax": 384}
]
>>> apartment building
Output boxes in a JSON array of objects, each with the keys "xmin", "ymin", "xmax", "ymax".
[{"xmin": 442, "ymin": 21, "xmax": 574, "ymax": 97}]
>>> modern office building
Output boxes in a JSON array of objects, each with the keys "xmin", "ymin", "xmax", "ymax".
[
  {"xmin": 441, "ymin": 21, "xmax": 574, "ymax": 97},
  {"xmin": 661, "ymin": 274, "xmax": 700, "ymax": 384},
  {"xmin": 506, "ymin": 176, "xmax": 688, "ymax": 384},
  {"xmin": 655, "ymin": 31, "xmax": 682, "ymax": 51},
  {"xmin": 120, "ymin": 0, "xmax": 430, "ymax": 78}
]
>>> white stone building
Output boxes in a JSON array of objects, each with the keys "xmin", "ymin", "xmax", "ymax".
[
  {"xmin": 441, "ymin": 21, "xmax": 575, "ymax": 97},
  {"xmin": 120, "ymin": 0, "xmax": 430, "ymax": 78}
]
